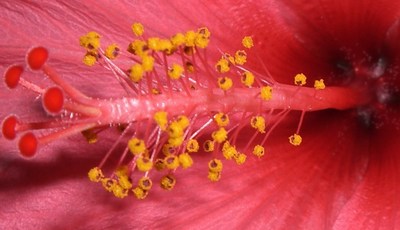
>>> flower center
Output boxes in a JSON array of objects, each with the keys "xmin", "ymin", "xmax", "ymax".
[{"xmin": 335, "ymin": 55, "xmax": 400, "ymax": 129}]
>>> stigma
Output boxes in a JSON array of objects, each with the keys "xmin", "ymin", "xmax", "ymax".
[{"xmin": 2, "ymin": 22, "xmax": 369, "ymax": 200}]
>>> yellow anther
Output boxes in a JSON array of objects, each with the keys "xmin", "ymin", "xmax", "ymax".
[
  {"xmin": 132, "ymin": 22, "xmax": 144, "ymax": 36},
  {"xmin": 208, "ymin": 171, "xmax": 221, "ymax": 182},
  {"xmin": 242, "ymin": 36, "xmax": 254, "ymax": 48},
  {"xmin": 101, "ymin": 178, "xmax": 117, "ymax": 192},
  {"xmin": 82, "ymin": 52, "xmax": 97, "ymax": 66},
  {"xmin": 208, "ymin": 159, "xmax": 223, "ymax": 173},
  {"xmin": 186, "ymin": 139, "xmax": 200, "ymax": 152},
  {"xmin": 241, "ymin": 71, "xmax": 255, "ymax": 87},
  {"xmin": 218, "ymin": 77, "xmax": 233, "ymax": 91},
  {"xmin": 212, "ymin": 127, "xmax": 228, "ymax": 143},
  {"xmin": 154, "ymin": 111, "xmax": 168, "ymax": 131},
  {"xmin": 160, "ymin": 175, "xmax": 176, "ymax": 191},
  {"xmin": 215, "ymin": 58, "xmax": 230, "ymax": 73},
  {"xmin": 168, "ymin": 63, "xmax": 184, "ymax": 80},
  {"xmin": 178, "ymin": 153, "xmax": 193, "ymax": 169},
  {"xmin": 81, "ymin": 129, "xmax": 98, "ymax": 144},
  {"xmin": 214, "ymin": 112, "xmax": 230, "ymax": 127},
  {"xmin": 79, "ymin": 31, "xmax": 101, "ymax": 50},
  {"xmin": 234, "ymin": 153, "xmax": 247, "ymax": 165},
  {"xmin": 234, "ymin": 50, "xmax": 247, "ymax": 65},
  {"xmin": 168, "ymin": 121, "xmax": 184, "ymax": 138},
  {"xmin": 154, "ymin": 158, "xmax": 166, "ymax": 171},
  {"xmin": 138, "ymin": 176, "xmax": 153, "ymax": 190},
  {"xmin": 164, "ymin": 155, "xmax": 180, "ymax": 170},
  {"xmin": 129, "ymin": 63, "xmax": 144, "ymax": 83},
  {"xmin": 88, "ymin": 167, "xmax": 104, "ymax": 182},
  {"xmin": 168, "ymin": 136, "xmax": 184, "ymax": 147},
  {"xmin": 158, "ymin": 39, "xmax": 174, "ymax": 53},
  {"xmin": 261, "ymin": 86, "xmax": 273, "ymax": 101},
  {"xmin": 132, "ymin": 187, "xmax": 148, "ymax": 199},
  {"xmin": 314, "ymin": 79, "xmax": 326, "ymax": 90},
  {"xmin": 171, "ymin": 33, "xmax": 186, "ymax": 47},
  {"xmin": 294, "ymin": 73, "xmax": 307, "ymax": 86},
  {"xmin": 136, "ymin": 156, "xmax": 153, "ymax": 172},
  {"xmin": 289, "ymin": 133, "xmax": 302, "ymax": 146},
  {"xmin": 127, "ymin": 40, "xmax": 147, "ymax": 56},
  {"xmin": 142, "ymin": 55, "xmax": 155, "ymax": 72},
  {"xmin": 176, "ymin": 115, "xmax": 190, "ymax": 129},
  {"xmin": 222, "ymin": 140, "xmax": 232, "ymax": 152},
  {"xmin": 128, "ymin": 137, "xmax": 146, "ymax": 155},
  {"xmin": 203, "ymin": 140, "xmax": 215, "ymax": 152},
  {"xmin": 147, "ymin": 37, "xmax": 161, "ymax": 51},
  {"xmin": 184, "ymin": 30, "xmax": 197, "ymax": 47},
  {"xmin": 253, "ymin": 145, "xmax": 265, "ymax": 158},
  {"xmin": 112, "ymin": 184, "xmax": 128, "ymax": 199},
  {"xmin": 195, "ymin": 34, "xmax": 209, "ymax": 48},
  {"xmin": 250, "ymin": 116, "xmax": 266, "ymax": 133},
  {"xmin": 222, "ymin": 145, "xmax": 237, "ymax": 160},
  {"xmin": 104, "ymin": 44, "xmax": 120, "ymax": 60},
  {"xmin": 118, "ymin": 176, "xmax": 133, "ymax": 190}
]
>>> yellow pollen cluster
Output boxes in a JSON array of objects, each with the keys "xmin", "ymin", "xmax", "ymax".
[
  {"xmin": 128, "ymin": 138, "xmax": 146, "ymax": 155},
  {"xmin": 88, "ymin": 167, "xmax": 104, "ymax": 182},
  {"xmin": 221, "ymin": 141, "xmax": 247, "ymax": 165},
  {"xmin": 234, "ymin": 153, "xmax": 247, "ymax": 165},
  {"xmin": 164, "ymin": 154, "xmax": 180, "ymax": 170},
  {"xmin": 215, "ymin": 58, "xmax": 230, "ymax": 73},
  {"xmin": 132, "ymin": 22, "xmax": 144, "ymax": 36},
  {"xmin": 235, "ymin": 50, "xmax": 247, "ymax": 65},
  {"xmin": 133, "ymin": 176, "xmax": 152, "ymax": 199},
  {"xmin": 104, "ymin": 44, "xmax": 120, "ymax": 60},
  {"xmin": 136, "ymin": 156, "xmax": 153, "ymax": 172},
  {"xmin": 242, "ymin": 36, "xmax": 254, "ymax": 48},
  {"xmin": 129, "ymin": 64, "xmax": 144, "ymax": 82},
  {"xmin": 203, "ymin": 140, "xmax": 215, "ymax": 152},
  {"xmin": 251, "ymin": 116, "xmax": 266, "ymax": 133},
  {"xmin": 186, "ymin": 139, "xmax": 200, "ymax": 152},
  {"xmin": 289, "ymin": 133, "xmax": 302, "ymax": 146},
  {"xmin": 214, "ymin": 112, "xmax": 230, "ymax": 127},
  {"xmin": 294, "ymin": 73, "xmax": 307, "ymax": 86},
  {"xmin": 79, "ymin": 32, "xmax": 102, "ymax": 66},
  {"xmin": 80, "ymin": 31, "xmax": 101, "ymax": 51},
  {"xmin": 208, "ymin": 159, "xmax": 222, "ymax": 182},
  {"xmin": 160, "ymin": 174, "xmax": 176, "ymax": 190},
  {"xmin": 241, "ymin": 71, "xmax": 255, "ymax": 87},
  {"xmin": 82, "ymin": 52, "xmax": 97, "ymax": 67},
  {"xmin": 314, "ymin": 79, "xmax": 326, "ymax": 90},
  {"xmin": 222, "ymin": 141, "xmax": 237, "ymax": 160},
  {"xmin": 218, "ymin": 77, "xmax": 233, "ymax": 91},
  {"xmin": 212, "ymin": 127, "xmax": 228, "ymax": 143},
  {"xmin": 178, "ymin": 153, "xmax": 194, "ymax": 169},
  {"xmin": 168, "ymin": 63, "xmax": 184, "ymax": 80},
  {"xmin": 261, "ymin": 86, "xmax": 273, "ymax": 101},
  {"xmin": 253, "ymin": 145, "xmax": 265, "ymax": 158},
  {"xmin": 154, "ymin": 111, "xmax": 168, "ymax": 131}
]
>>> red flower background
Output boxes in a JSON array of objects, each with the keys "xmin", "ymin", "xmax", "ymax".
[{"xmin": 1, "ymin": 0, "xmax": 400, "ymax": 229}]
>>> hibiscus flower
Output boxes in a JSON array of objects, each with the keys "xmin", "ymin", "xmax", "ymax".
[{"xmin": 1, "ymin": 0, "xmax": 400, "ymax": 229}]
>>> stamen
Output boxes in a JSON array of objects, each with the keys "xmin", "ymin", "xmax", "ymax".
[{"xmin": 2, "ymin": 22, "xmax": 370, "ymax": 200}]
